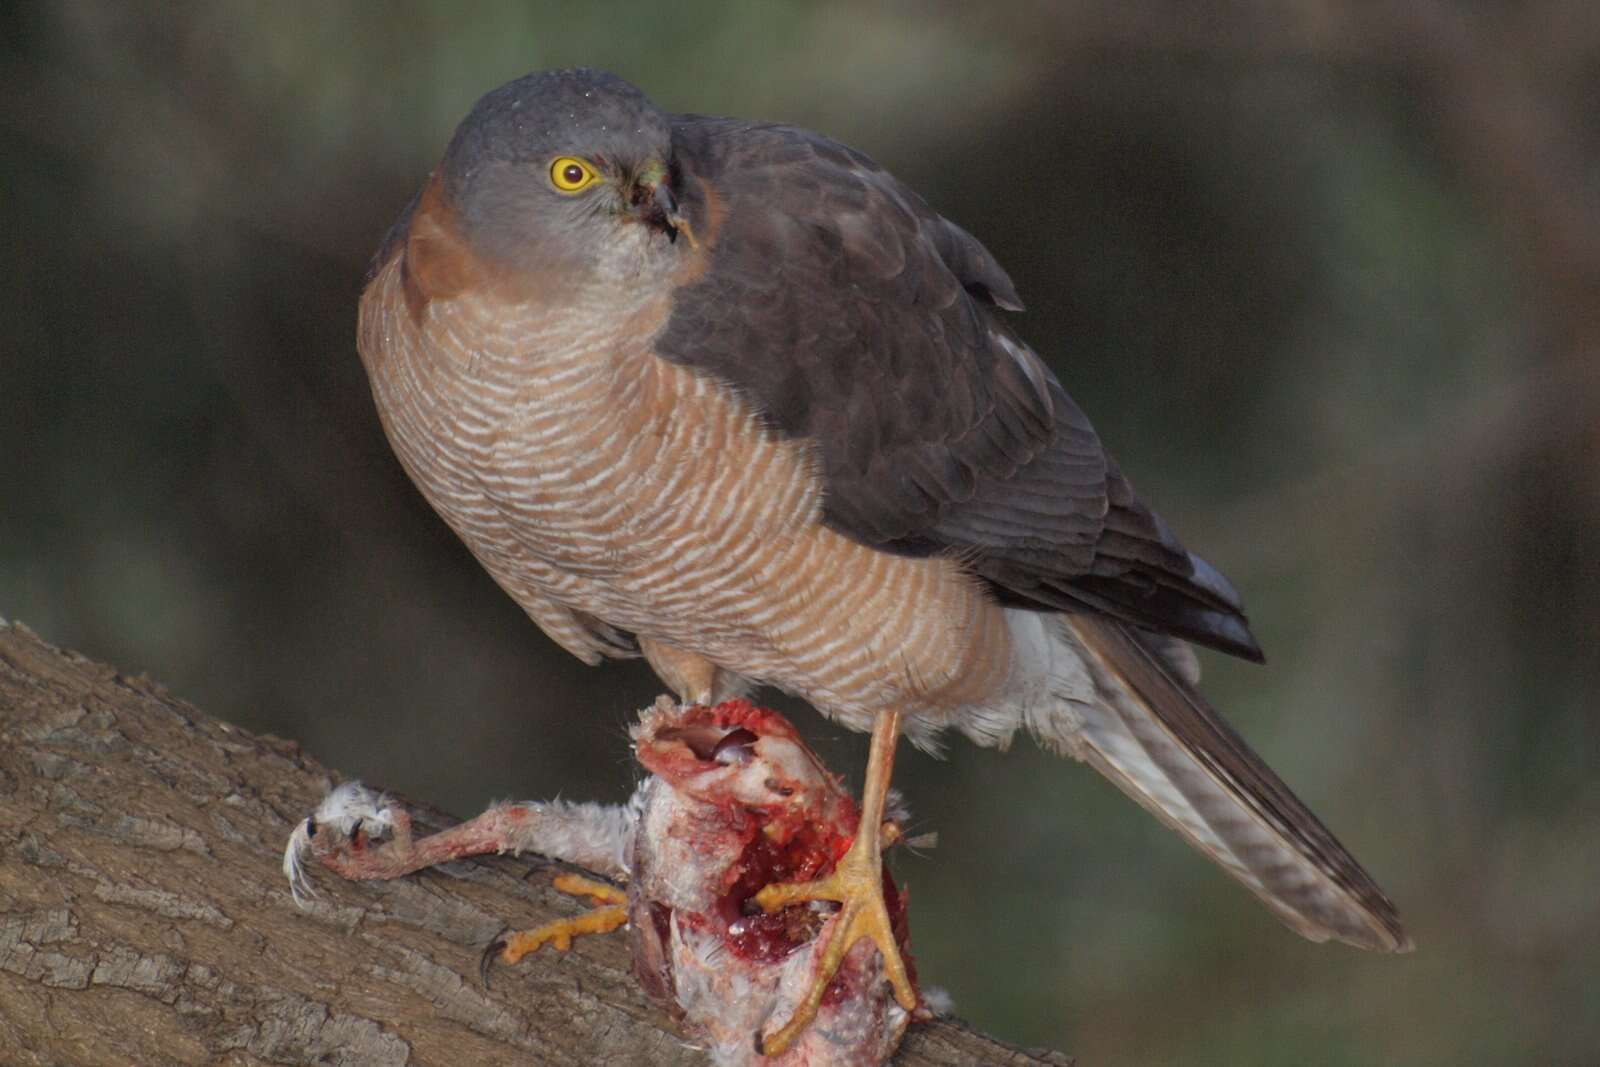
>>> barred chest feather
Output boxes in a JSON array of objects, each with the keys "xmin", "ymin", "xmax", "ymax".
[{"xmin": 357, "ymin": 252, "xmax": 1016, "ymax": 726}]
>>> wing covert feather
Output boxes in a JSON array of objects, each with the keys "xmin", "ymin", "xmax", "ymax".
[{"xmin": 656, "ymin": 116, "xmax": 1261, "ymax": 659}]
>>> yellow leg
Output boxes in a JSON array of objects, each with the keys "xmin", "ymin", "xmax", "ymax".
[
  {"xmin": 492, "ymin": 873, "xmax": 627, "ymax": 965},
  {"xmin": 753, "ymin": 708, "xmax": 917, "ymax": 1055}
]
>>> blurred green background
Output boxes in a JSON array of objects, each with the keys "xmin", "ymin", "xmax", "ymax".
[{"xmin": 5, "ymin": 3, "xmax": 1597, "ymax": 1064}]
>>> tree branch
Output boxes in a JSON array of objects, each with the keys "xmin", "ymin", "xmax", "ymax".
[{"xmin": 0, "ymin": 621, "xmax": 1071, "ymax": 1067}]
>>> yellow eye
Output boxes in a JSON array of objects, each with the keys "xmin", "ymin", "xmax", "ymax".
[{"xmin": 550, "ymin": 156, "xmax": 601, "ymax": 193}]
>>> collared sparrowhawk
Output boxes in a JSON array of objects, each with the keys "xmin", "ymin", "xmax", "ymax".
[{"xmin": 357, "ymin": 66, "xmax": 1411, "ymax": 1053}]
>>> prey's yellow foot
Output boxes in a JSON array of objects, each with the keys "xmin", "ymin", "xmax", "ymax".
[
  {"xmin": 482, "ymin": 873, "xmax": 627, "ymax": 981},
  {"xmin": 498, "ymin": 903, "xmax": 627, "ymax": 959},
  {"xmin": 753, "ymin": 831, "xmax": 916, "ymax": 1055},
  {"xmin": 551, "ymin": 872, "xmax": 629, "ymax": 908}
]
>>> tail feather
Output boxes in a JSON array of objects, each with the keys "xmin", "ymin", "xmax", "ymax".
[{"xmin": 1041, "ymin": 615, "xmax": 1412, "ymax": 952}]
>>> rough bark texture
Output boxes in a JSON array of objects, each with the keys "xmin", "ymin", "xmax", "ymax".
[{"xmin": 0, "ymin": 621, "xmax": 1072, "ymax": 1067}]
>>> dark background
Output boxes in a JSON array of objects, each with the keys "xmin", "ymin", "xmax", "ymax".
[{"xmin": 5, "ymin": 4, "xmax": 1597, "ymax": 1063}]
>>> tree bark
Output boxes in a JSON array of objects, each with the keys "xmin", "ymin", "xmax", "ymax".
[{"xmin": 0, "ymin": 621, "xmax": 1072, "ymax": 1067}]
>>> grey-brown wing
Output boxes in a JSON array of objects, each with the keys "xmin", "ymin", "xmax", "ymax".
[{"xmin": 657, "ymin": 115, "xmax": 1259, "ymax": 660}]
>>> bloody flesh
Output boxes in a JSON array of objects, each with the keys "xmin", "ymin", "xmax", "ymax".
[{"xmin": 639, "ymin": 699, "xmax": 916, "ymax": 985}]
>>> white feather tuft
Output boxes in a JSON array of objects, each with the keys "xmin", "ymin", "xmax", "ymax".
[
  {"xmin": 282, "ymin": 781, "xmax": 397, "ymax": 907},
  {"xmin": 921, "ymin": 986, "xmax": 956, "ymax": 1016}
]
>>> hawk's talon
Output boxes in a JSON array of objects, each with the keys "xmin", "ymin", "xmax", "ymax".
[
  {"xmin": 754, "ymin": 707, "xmax": 915, "ymax": 1055},
  {"xmin": 754, "ymin": 814, "xmax": 917, "ymax": 1055}
]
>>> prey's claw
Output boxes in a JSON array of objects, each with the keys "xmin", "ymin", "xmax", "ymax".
[{"xmin": 480, "ymin": 931, "xmax": 510, "ymax": 989}]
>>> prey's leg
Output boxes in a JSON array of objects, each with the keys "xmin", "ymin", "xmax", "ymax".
[
  {"xmin": 284, "ymin": 784, "xmax": 631, "ymax": 901},
  {"xmin": 284, "ymin": 783, "xmax": 635, "ymax": 983}
]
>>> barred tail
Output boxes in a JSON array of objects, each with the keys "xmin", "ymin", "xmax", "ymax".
[{"xmin": 1030, "ymin": 614, "xmax": 1411, "ymax": 952}]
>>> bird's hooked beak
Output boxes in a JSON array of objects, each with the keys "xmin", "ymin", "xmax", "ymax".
[{"xmin": 632, "ymin": 160, "xmax": 696, "ymax": 248}]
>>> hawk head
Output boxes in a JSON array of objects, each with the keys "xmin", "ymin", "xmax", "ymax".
[{"xmin": 437, "ymin": 67, "xmax": 689, "ymax": 281}]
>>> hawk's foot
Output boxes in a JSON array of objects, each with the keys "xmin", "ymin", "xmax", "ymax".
[
  {"xmin": 480, "ymin": 873, "xmax": 627, "ymax": 984},
  {"xmin": 752, "ymin": 816, "xmax": 918, "ymax": 1055}
]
